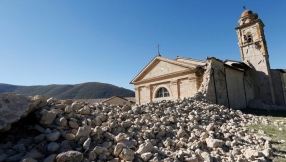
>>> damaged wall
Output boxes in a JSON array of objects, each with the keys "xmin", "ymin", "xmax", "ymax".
[
  {"xmin": 270, "ymin": 70, "xmax": 286, "ymax": 105},
  {"xmin": 225, "ymin": 66, "xmax": 254, "ymax": 108},
  {"xmin": 199, "ymin": 58, "xmax": 228, "ymax": 107},
  {"xmin": 199, "ymin": 58, "xmax": 255, "ymax": 109},
  {"xmin": 246, "ymin": 52, "xmax": 275, "ymax": 104}
]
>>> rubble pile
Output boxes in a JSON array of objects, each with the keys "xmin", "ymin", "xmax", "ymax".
[{"xmin": 0, "ymin": 92, "xmax": 273, "ymax": 162}]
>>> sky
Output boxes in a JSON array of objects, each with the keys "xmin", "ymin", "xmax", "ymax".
[{"xmin": 0, "ymin": 0, "xmax": 285, "ymax": 91}]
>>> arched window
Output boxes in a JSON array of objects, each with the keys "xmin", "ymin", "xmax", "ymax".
[
  {"xmin": 155, "ymin": 87, "xmax": 170, "ymax": 98},
  {"xmin": 243, "ymin": 32, "xmax": 252, "ymax": 43}
]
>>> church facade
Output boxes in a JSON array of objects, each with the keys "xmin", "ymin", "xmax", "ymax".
[{"xmin": 130, "ymin": 10, "xmax": 286, "ymax": 109}]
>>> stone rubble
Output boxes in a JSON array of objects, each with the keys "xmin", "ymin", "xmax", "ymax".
[{"xmin": 0, "ymin": 92, "xmax": 275, "ymax": 161}]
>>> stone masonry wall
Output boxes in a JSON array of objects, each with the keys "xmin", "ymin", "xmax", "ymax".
[
  {"xmin": 141, "ymin": 61, "xmax": 187, "ymax": 81},
  {"xmin": 138, "ymin": 86, "xmax": 151, "ymax": 105},
  {"xmin": 136, "ymin": 73, "xmax": 199, "ymax": 104},
  {"xmin": 199, "ymin": 58, "xmax": 228, "ymax": 108},
  {"xmin": 242, "ymin": 69, "xmax": 255, "ymax": 104},
  {"xmin": 178, "ymin": 78, "xmax": 197, "ymax": 99},
  {"xmin": 270, "ymin": 70, "xmax": 286, "ymax": 105},
  {"xmin": 242, "ymin": 44, "xmax": 275, "ymax": 103},
  {"xmin": 225, "ymin": 67, "xmax": 254, "ymax": 108},
  {"xmin": 199, "ymin": 58, "xmax": 255, "ymax": 109}
]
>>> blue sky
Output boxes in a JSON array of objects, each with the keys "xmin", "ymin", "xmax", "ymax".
[{"xmin": 0, "ymin": 1, "xmax": 285, "ymax": 91}]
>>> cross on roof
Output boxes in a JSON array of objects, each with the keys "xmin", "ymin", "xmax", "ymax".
[{"xmin": 156, "ymin": 44, "xmax": 161, "ymax": 56}]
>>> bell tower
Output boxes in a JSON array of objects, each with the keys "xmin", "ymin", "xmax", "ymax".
[{"xmin": 235, "ymin": 10, "xmax": 275, "ymax": 103}]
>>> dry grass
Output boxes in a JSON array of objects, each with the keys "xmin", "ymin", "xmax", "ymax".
[{"xmin": 242, "ymin": 109, "xmax": 286, "ymax": 162}]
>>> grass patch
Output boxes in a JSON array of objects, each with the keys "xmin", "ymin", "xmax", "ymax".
[{"xmin": 244, "ymin": 109, "xmax": 286, "ymax": 162}]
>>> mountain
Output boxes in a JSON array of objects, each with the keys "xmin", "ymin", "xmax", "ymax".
[{"xmin": 0, "ymin": 82, "xmax": 135, "ymax": 99}]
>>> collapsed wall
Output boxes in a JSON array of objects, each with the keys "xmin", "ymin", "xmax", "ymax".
[
  {"xmin": 0, "ymin": 93, "xmax": 273, "ymax": 161},
  {"xmin": 198, "ymin": 57, "xmax": 255, "ymax": 109},
  {"xmin": 198, "ymin": 58, "xmax": 227, "ymax": 107}
]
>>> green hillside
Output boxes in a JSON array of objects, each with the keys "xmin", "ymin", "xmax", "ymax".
[{"xmin": 0, "ymin": 82, "xmax": 134, "ymax": 99}]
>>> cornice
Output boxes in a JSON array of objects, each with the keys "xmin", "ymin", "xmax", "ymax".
[
  {"xmin": 235, "ymin": 19, "xmax": 264, "ymax": 30},
  {"xmin": 132, "ymin": 69, "xmax": 196, "ymax": 85}
]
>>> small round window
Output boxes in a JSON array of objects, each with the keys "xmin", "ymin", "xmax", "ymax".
[{"xmin": 155, "ymin": 87, "xmax": 170, "ymax": 98}]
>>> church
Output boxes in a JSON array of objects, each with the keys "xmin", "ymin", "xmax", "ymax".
[{"xmin": 130, "ymin": 10, "xmax": 286, "ymax": 109}]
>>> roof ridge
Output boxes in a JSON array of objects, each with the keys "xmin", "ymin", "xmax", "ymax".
[{"xmin": 175, "ymin": 56, "xmax": 206, "ymax": 63}]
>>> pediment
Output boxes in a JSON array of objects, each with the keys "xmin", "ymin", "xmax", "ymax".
[{"xmin": 131, "ymin": 56, "xmax": 196, "ymax": 84}]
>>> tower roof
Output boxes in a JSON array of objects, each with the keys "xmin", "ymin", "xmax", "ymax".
[
  {"xmin": 241, "ymin": 10, "xmax": 253, "ymax": 17},
  {"xmin": 237, "ymin": 9, "xmax": 259, "ymax": 27}
]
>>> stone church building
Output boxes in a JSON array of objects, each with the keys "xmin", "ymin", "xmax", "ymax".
[{"xmin": 130, "ymin": 10, "xmax": 286, "ymax": 109}]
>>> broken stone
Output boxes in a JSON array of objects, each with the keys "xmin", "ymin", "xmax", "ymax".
[
  {"xmin": 47, "ymin": 142, "xmax": 60, "ymax": 152},
  {"xmin": 75, "ymin": 125, "xmax": 91, "ymax": 141},
  {"xmin": 56, "ymin": 151, "xmax": 83, "ymax": 162},
  {"xmin": 55, "ymin": 117, "xmax": 67, "ymax": 127},
  {"xmin": 119, "ymin": 148, "xmax": 134, "ymax": 161},
  {"xmin": 6, "ymin": 154, "xmax": 22, "ymax": 162},
  {"xmin": 141, "ymin": 152, "xmax": 152, "ymax": 161},
  {"xmin": 40, "ymin": 110, "xmax": 57, "ymax": 125},
  {"xmin": 205, "ymin": 138, "xmax": 224, "ymax": 148},
  {"xmin": 177, "ymin": 128, "xmax": 186, "ymax": 138},
  {"xmin": 34, "ymin": 134, "xmax": 46, "ymax": 143},
  {"xmin": 114, "ymin": 143, "xmax": 125, "ymax": 156},
  {"xmin": 46, "ymin": 131, "xmax": 61, "ymax": 142},
  {"xmin": 114, "ymin": 133, "xmax": 128, "ymax": 142},
  {"xmin": 21, "ymin": 158, "xmax": 38, "ymax": 162},
  {"xmin": 0, "ymin": 93, "xmax": 278, "ymax": 162},
  {"xmin": 83, "ymin": 138, "xmax": 91, "ymax": 151},
  {"xmin": 68, "ymin": 121, "xmax": 79, "ymax": 129},
  {"xmin": 23, "ymin": 149, "xmax": 44, "ymax": 160},
  {"xmin": 43, "ymin": 154, "xmax": 57, "ymax": 162},
  {"xmin": 78, "ymin": 106, "xmax": 90, "ymax": 115},
  {"xmin": 136, "ymin": 142, "xmax": 153, "ymax": 155}
]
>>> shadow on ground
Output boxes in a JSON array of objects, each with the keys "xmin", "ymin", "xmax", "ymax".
[{"xmin": 241, "ymin": 108, "xmax": 286, "ymax": 118}]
